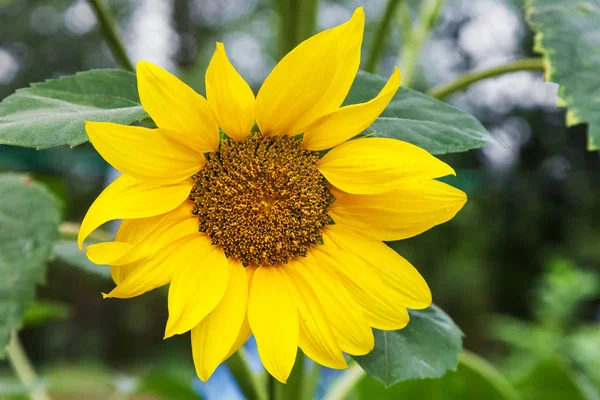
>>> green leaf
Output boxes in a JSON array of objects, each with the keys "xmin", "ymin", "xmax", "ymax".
[
  {"xmin": 345, "ymin": 71, "xmax": 496, "ymax": 154},
  {"xmin": 22, "ymin": 300, "xmax": 70, "ymax": 327},
  {"xmin": 53, "ymin": 239, "xmax": 112, "ymax": 279},
  {"xmin": 0, "ymin": 174, "xmax": 60, "ymax": 358},
  {"xmin": 517, "ymin": 358, "xmax": 600, "ymax": 400},
  {"xmin": 0, "ymin": 69, "xmax": 148, "ymax": 149},
  {"xmin": 355, "ymin": 352, "xmax": 520, "ymax": 400},
  {"xmin": 353, "ymin": 305, "xmax": 463, "ymax": 387},
  {"xmin": 525, "ymin": 0, "xmax": 600, "ymax": 149}
]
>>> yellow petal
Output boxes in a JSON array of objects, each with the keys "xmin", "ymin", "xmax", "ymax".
[
  {"xmin": 329, "ymin": 181, "xmax": 467, "ymax": 241},
  {"xmin": 103, "ymin": 234, "xmax": 200, "ymax": 299},
  {"xmin": 137, "ymin": 60, "xmax": 219, "ymax": 153},
  {"xmin": 312, "ymin": 235, "xmax": 410, "ymax": 330},
  {"xmin": 294, "ymin": 254, "xmax": 374, "ymax": 356},
  {"xmin": 318, "ymin": 138, "xmax": 456, "ymax": 195},
  {"xmin": 206, "ymin": 43, "xmax": 255, "ymax": 141},
  {"xmin": 223, "ymin": 318, "xmax": 251, "ymax": 362},
  {"xmin": 281, "ymin": 263, "xmax": 347, "ymax": 369},
  {"xmin": 87, "ymin": 202, "xmax": 197, "ymax": 266},
  {"xmin": 303, "ymin": 68, "xmax": 401, "ymax": 150},
  {"xmin": 78, "ymin": 175, "xmax": 192, "ymax": 249},
  {"xmin": 111, "ymin": 214, "xmax": 168, "ymax": 284},
  {"xmin": 86, "ymin": 122, "xmax": 204, "ymax": 183},
  {"xmin": 192, "ymin": 259, "xmax": 248, "ymax": 381},
  {"xmin": 86, "ymin": 242, "xmax": 132, "ymax": 265},
  {"xmin": 111, "ymin": 263, "xmax": 135, "ymax": 287},
  {"xmin": 116, "ymin": 214, "xmax": 165, "ymax": 244},
  {"xmin": 222, "ymin": 266, "xmax": 257, "ymax": 361},
  {"xmin": 248, "ymin": 266, "xmax": 299, "ymax": 383},
  {"xmin": 255, "ymin": 8, "xmax": 364, "ymax": 136},
  {"xmin": 325, "ymin": 224, "xmax": 431, "ymax": 309},
  {"xmin": 165, "ymin": 241, "xmax": 229, "ymax": 338}
]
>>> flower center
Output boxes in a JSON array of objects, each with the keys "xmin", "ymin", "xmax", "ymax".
[{"xmin": 190, "ymin": 133, "xmax": 333, "ymax": 266}]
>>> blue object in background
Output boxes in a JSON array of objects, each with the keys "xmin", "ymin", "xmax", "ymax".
[
  {"xmin": 193, "ymin": 335, "xmax": 345, "ymax": 400},
  {"xmin": 193, "ymin": 336, "xmax": 263, "ymax": 400}
]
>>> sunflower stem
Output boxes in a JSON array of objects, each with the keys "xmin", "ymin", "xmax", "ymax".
[
  {"xmin": 322, "ymin": 363, "xmax": 365, "ymax": 400},
  {"xmin": 427, "ymin": 58, "xmax": 546, "ymax": 100},
  {"xmin": 227, "ymin": 350, "xmax": 267, "ymax": 400},
  {"xmin": 273, "ymin": 351, "xmax": 305, "ymax": 400},
  {"xmin": 87, "ymin": 0, "xmax": 134, "ymax": 72},
  {"xmin": 365, "ymin": 0, "xmax": 405, "ymax": 73},
  {"xmin": 7, "ymin": 332, "xmax": 52, "ymax": 400},
  {"xmin": 300, "ymin": 362, "xmax": 320, "ymax": 400},
  {"xmin": 398, "ymin": 0, "xmax": 445, "ymax": 88},
  {"xmin": 267, "ymin": 374, "xmax": 279, "ymax": 400}
]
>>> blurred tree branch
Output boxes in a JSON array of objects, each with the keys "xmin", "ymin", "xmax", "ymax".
[
  {"xmin": 398, "ymin": 0, "xmax": 445, "ymax": 87},
  {"xmin": 87, "ymin": 0, "xmax": 134, "ymax": 72},
  {"xmin": 365, "ymin": 0, "xmax": 405, "ymax": 73},
  {"xmin": 7, "ymin": 332, "xmax": 52, "ymax": 400},
  {"xmin": 427, "ymin": 58, "xmax": 546, "ymax": 101}
]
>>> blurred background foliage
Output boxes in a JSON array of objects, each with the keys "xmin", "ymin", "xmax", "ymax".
[{"xmin": 1, "ymin": 0, "xmax": 599, "ymax": 398}]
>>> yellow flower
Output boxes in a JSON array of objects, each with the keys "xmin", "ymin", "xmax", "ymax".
[{"xmin": 78, "ymin": 7, "xmax": 466, "ymax": 383}]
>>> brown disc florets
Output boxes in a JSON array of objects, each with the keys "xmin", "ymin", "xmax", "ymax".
[{"xmin": 189, "ymin": 133, "xmax": 333, "ymax": 266}]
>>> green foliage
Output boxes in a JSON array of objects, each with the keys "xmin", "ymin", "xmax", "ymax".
[
  {"xmin": 138, "ymin": 372, "xmax": 203, "ymax": 400},
  {"xmin": 353, "ymin": 305, "xmax": 463, "ymax": 387},
  {"xmin": 493, "ymin": 259, "xmax": 600, "ymax": 389},
  {"xmin": 0, "ymin": 174, "xmax": 60, "ymax": 358},
  {"xmin": 345, "ymin": 71, "xmax": 496, "ymax": 154},
  {"xmin": 355, "ymin": 352, "xmax": 520, "ymax": 400},
  {"xmin": 569, "ymin": 328, "xmax": 600, "ymax": 388},
  {"xmin": 526, "ymin": 0, "xmax": 600, "ymax": 149},
  {"xmin": 517, "ymin": 359, "xmax": 600, "ymax": 400},
  {"xmin": 533, "ymin": 258, "xmax": 598, "ymax": 328},
  {"xmin": 0, "ymin": 70, "xmax": 147, "ymax": 149},
  {"xmin": 22, "ymin": 300, "xmax": 70, "ymax": 328},
  {"xmin": 53, "ymin": 239, "xmax": 112, "ymax": 279}
]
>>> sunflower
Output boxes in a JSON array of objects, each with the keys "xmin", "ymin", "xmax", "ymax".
[{"xmin": 78, "ymin": 7, "xmax": 466, "ymax": 383}]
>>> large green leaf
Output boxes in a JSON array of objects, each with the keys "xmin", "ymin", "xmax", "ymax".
[
  {"xmin": 0, "ymin": 69, "xmax": 147, "ymax": 149},
  {"xmin": 0, "ymin": 174, "xmax": 60, "ymax": 357},
  {"xmin": 525, "ymin": 0, "xmax": 600, "ymax": 149},
  {"xmin": 353, "ymin": 305, "xmax": 463, "ymax": 387},
  {"xmin": 355, "ymin": 352, "xmax": 520, "ymax": 400},
  {"xmin": 345, "ymin": 71, "xmax": 495, "ymax": 154}
]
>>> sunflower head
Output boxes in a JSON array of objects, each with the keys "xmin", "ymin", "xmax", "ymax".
[
  {"xmin": 190, "ymin": 133, "xmax": 333, "ymax": 266},
  {"xmin": 79, "ymin": 7, "xmax": 466, "ymax": 384}
]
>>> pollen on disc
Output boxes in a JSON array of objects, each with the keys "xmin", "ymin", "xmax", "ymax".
[{"xmin": 189, "ymin": 133, "xmax": 333, "ymax": 267}]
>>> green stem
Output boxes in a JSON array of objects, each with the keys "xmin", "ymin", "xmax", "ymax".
[
  {"xmin": 296, "ymin": 0, "xmax": 319, "ymax": 48},
  {"xmin": 427, "ymin": 58, "xmax": 546, "ymax": 100},
  {"xmin": 87, "ymin": 0, "xmax": 134, "ymax": 71},
  {"xmin": 226, "ymin": 350, "xmax": 267, "ymax": 400},
  {"xmin": 274, "ymin": 0, "xmax": 320, "ymax": 60},
  {"xmin": 267, "ymin": 374, "xmax": 278, "ymax": 400},
  {"xmin": 300, "ymin": 363, "xmax": 320, "ymax": 400},
  {"xmin": 398, "ymin": 0, "xmax": 445, "ymax": 87},
  {"xmin": 397, "ymin": 1, "xmax": 413, "ymax": 45},
  {"xmin": 7, "ymin": 332, "xmax": 52, "ymax": 400},
  {"xmin": 273, "ymin": 351, "xmax": 304, "ymax": 400},
  {"xmin": 365, "ymin": 0, "xmax": 405, "ymax": 73},
  {"xmin": 322, "ymin": 363, "xmax": 365, "ymax": 400}
]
